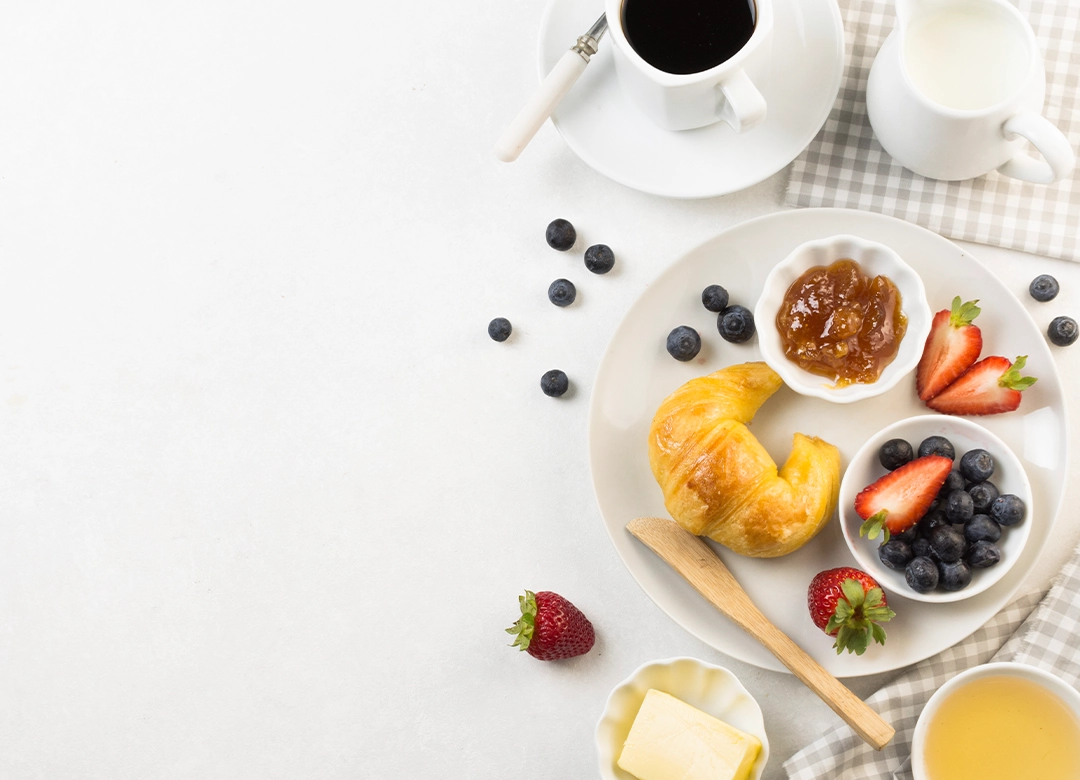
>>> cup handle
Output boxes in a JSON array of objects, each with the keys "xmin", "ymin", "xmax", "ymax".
[
  {"xmin": 996, "ymin": 112, "xmax": 1076, "ymax": 184},
  {"xmin": 717, "ymin": 68, "xmax": 766, "ymax": 133}
]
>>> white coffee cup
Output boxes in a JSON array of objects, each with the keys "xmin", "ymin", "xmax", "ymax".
[
  {"xmin": 603, "ymin": 0, "xmax": 772, "ymax": 132},
  {"xmin": 866, "ymin": 0, "xmax": 1076, "ymax": 183}
]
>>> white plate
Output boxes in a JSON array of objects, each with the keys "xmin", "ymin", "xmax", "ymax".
[
  {"xmin": 595, "ymin": 657, "xmax": 769, "ymax": 780},
  {"xmin": 588, "ymin": 208, "xmax": 1068, "ymax": 677},
  {"xmin": 538, "ymin": 0, "xmax": 844, "ymax": 198}
]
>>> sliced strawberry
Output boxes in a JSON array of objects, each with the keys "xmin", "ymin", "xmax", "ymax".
[
  {"xmin": 927, "ymin": 355, "xmax": 1037, "ymax": 416},
  {"xmin": 856, "ymin": 455, "xmax": 953, "ymax": 542},
  {"xmin": 916, "ymin": 297, "xmax": 983, "ymax": 401}
]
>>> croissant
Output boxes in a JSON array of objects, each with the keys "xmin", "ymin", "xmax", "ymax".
[{"xmin": 648, "ymin": 362, "xmax": 840, "ymax": 558}]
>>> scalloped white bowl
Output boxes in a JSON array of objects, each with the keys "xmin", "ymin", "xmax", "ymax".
[
  {"xmin": 595, "ymin": 657, "xmax": 769, "ymax": 780},
  {"xmin": 840, "ymin": 415, "xmax": 1033, "ymax": 603},
  {"xmin": 754, "ymin": 234, "xmax": 931, "ymax": 403}
]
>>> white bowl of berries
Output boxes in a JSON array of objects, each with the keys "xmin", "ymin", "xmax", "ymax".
[{"xmin": 839, "ymin": 415, "xmax": 1033, "ymax": 603}]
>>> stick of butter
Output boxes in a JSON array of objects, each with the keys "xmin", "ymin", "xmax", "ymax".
[{"xmin": 617, "ymin": 689, "xmax": 762, "ymax": 780}]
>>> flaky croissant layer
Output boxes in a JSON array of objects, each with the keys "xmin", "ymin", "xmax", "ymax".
[{"xmin": 648, "ymin": 362, "xmax": 841, "ymax": 558}]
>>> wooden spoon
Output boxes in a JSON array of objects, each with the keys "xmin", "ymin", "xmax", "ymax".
[{"xmin": 627, "ymin": 516, "xmax": 895, "ymax": 751}]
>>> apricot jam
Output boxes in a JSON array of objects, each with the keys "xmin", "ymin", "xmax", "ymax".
[{"xmin": 775, "ymin": 258, "xmax": 907, "ymax": 386}]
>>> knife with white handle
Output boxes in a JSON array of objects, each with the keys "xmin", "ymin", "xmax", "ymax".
[{"xmin": 494, "ymin": 14, "xmax": 607, "ymax": 163}]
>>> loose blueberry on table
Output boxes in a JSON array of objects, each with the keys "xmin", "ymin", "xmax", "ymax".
[
  {"xmin": 547, "ymin": 278, "xmax": 576, "ymax": 307},
  {"xmin": 1048, "ymin": 316, "xmax": 1078, "ymax": 347},
  {"xmin": 701, "ymin": 284, "xmax": 730, "ymax": 313},
  {"xmin": 1028, "ymin": 274, "xmax": 1059, "ymax": 302},
  {"xmin": 665, "ymin": 326, "xmax": 701, "ymax": 362},
  {"xmin": 540, "ymin": 369, "xmax": 569, "ymax": 397},
  {"xmin": 545, "ymin": 218, "xmax": 576, "ymax": 251},
  {"xmin": 584, "ymin": 244, "xmax": 615, "ymax": 274},
  {"xmin": 487, "ymin": 317, "xmax": 512, "ymax": 342}
]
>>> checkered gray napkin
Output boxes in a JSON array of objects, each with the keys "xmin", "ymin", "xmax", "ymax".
[
  {"xmin": 786, "ymin": 0, "xmax": 1080, "ymax": 262},
  {"xmin": 783, "ymin": 542, "xmax": 1080, "ymax": 779}
]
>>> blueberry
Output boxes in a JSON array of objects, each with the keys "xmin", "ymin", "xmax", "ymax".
[
  {"xmin": 718, "ymin": 305, "xmax": 756, "ymax": 343},
  {"xmin": 701, "ymin": 285, "xmax": 730, "ymax": 313},
  {"xmin": 895, "ymin": 523, "xmax": 919, "ymax": 543},
  {"xmin": 666, "ymin": 326, "xmax": 702, "ymax": 362},
  {"xmin": 990, "ymin": 494, "xmax": 1026, "ymax": 527},
  {"xmin": 939, "ymin": 560, "xmax": 973, "ymax": 591},
  {"xmin": 959, "ymin": 449, "xmax": 995, "ymax": 482},
  {"xmin": 545, "ymin": 219, "xmax": 576, "ymax": 251},
  {"xmin": 967, "ymin": 481, "xmax": 999, "ymax": 514},
  {"xmin": 1048, "ymin": 316, "xmax": 1078, "ymax": 347},
  {"xmin": 940, "ymin": 470, "xmax": 966, "ymax": 496},
  {"xmin": 1029, "ymin": 274, "xmax": 1060, "ymax": 302},
  {"xmin": 906, "ymin": 557, "xmax": 940, "ymax": 592},
  {"xmin": 967, "ymin": 541, "xmax": 1002, "ymax": 569},
  {"xmin": 964, "ymin": 514, "xmax": 1002, "ymax": 543},
  {"xmin": 930, "ymin": 525, "xmax": 967, "ymax": 563},
  {"xmin": 927, "ymin": 496, "xmax": 940, "ymax": 513},
  {"xmin": 540, "ymin": 369, "xmax": 569, "ymax": 397},
  {"xmin": 918, "ymin": 435, "xmax": 955, "ymax": 460},
  {"xmin": 487, "ymin": 317, "xmax": 512, "ymax": 342},
  {"xmin": 879, "ymin": 438, "xmax": 914, "ymax": 471},
  {"xmin": 584, "ymin": 244, "xmax": 615, "ymax": 274},
  {"xmin": 879, "ymin": 539, "xmax": 914, "ymax": 571},
  {"xmin": 547, "ymin": 278, "xmax": 576, "ymax": 307},
  {"xmin": 918, "ymin": 510, "xmax": 950, "ymax": 538},
  {"xmin": 912, "ymin": 537, "xmax": 932, "ymax": 558},
  {"xmin": 943, "ymin": 489, "xmax": 974, "ymax": 524}
]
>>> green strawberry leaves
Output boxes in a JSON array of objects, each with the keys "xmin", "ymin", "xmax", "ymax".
[
  {"xmin": 860, "ymin": 509, "xmax": 891, "ymax": 544},
  {"xmin": 826, "ymin": 578, "xmax": 896, "ymax": 656},
  {"xmin": 999, "ymin": 356, "xmax": 1037, "ymax": 392},
  {"xmin": 949, "ymin": 296, "xmax": 981, "ymax": 328},
  {"xmin": 506, "ymin": 590, "xmax": 538, "ymax": 651}
]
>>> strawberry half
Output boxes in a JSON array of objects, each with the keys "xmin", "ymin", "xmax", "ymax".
[
  {"xmin": 856, "ymin": 454, "xmax": 953, "ymax": 542},
  {"xmin": 506, "ymin": 590, "xmax": 595, "ymax": 661},
  {"xmin": 916, "ymin": 297, "xmax": 983, "ymax": 401},
  {"xmin": 807, "ymin": 568, "xmax": 895, "ymax": 655},
  {"xmin": 926, "ymin": 355, "xmax": 1037, "ymax": 416}
]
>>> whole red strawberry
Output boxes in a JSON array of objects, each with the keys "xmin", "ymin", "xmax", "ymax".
[
  {"xmin": 506, "ymin": 590, "xmax": 595, "ymax": 661},
  {"xmin": 808, "ymin": 568, "xmax": 895, "ymax": 656}
]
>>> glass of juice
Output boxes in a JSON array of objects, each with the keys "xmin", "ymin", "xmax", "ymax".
[{"xmin": 912, "ymin": 662, "xmax": 1080, "ymax": 780}]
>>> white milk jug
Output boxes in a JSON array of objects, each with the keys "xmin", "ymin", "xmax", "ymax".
[{"xmin": 866, "ymin": 0, "xmax": 1075, "ymax": 183}]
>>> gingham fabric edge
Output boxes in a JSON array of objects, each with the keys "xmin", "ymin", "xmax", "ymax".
[{"xmin": 784, "ymin": 0, "xmax": 1080, "ymax": 263}]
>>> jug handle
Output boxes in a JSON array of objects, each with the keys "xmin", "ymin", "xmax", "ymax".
[
  {"xmin": 997, "ymin": 113, "xmax": 1076, "ymax": 185},
  {"xmin": 717, "ymin": 69, "xmax": 766, "ymax": 134}
]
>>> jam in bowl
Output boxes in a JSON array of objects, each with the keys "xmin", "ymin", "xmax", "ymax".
[{"xmin": 755, "ymin": 235, "xmax": 932, "ymax": 403}]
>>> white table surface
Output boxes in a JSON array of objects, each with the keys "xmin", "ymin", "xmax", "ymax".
[{"xmin": 1, "ymin": 2, "xmax": 1078, "ymax": 778}]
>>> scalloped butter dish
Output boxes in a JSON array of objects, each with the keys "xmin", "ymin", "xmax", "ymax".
[{"xmin": 596, "ymin": 657, "xmax": 769, "ymax": 780}]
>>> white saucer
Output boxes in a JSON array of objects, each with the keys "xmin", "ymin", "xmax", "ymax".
[{"xmin": 539, "ymin": 0, "xmax": 845, "ymax": 199}]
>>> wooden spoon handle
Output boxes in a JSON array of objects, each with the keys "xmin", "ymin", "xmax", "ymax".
[{"xmin": 627, "ymin": 517, "xmax": 895, "ymax": 751}]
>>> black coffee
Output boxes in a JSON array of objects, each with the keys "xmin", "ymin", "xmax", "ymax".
[{"xmin": 622, "ymin": 0, "xmax": 756, "ymax": 75}]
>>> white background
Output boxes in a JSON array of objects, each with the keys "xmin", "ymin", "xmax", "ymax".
[{"xmin": 1, "ymin": 1, "xmax": 1077, "ymax": 778}]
